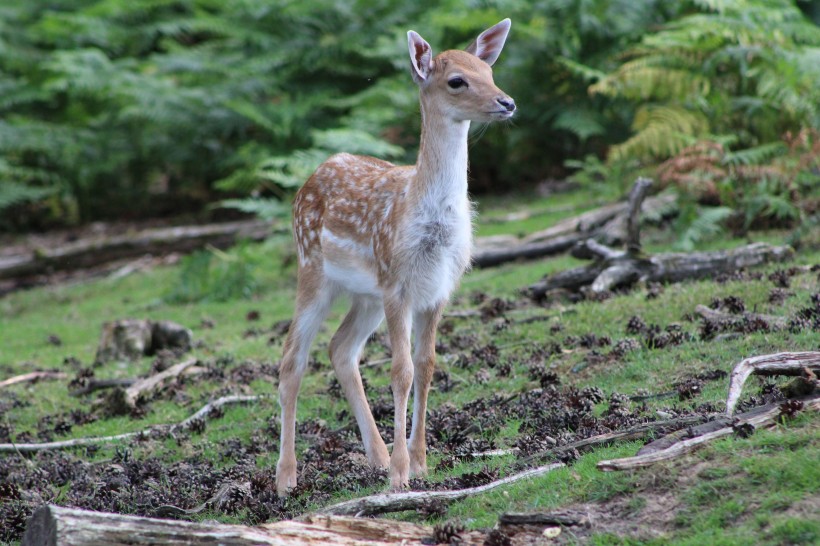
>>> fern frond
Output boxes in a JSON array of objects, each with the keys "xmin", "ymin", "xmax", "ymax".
[
  {"xmin": 552, "ymin": 108, "xmax": 606, "ymax": 141},
  {"xmin": 676, "ymin": 206, "xmax": 733, "ymax": 251},
  {"xmin": 609, "ymin": 106, "xmax": 708, "ymax": 161},
  {"xmin": 722, "ymin": 141, "xmax": 787, "ymax": 166}
]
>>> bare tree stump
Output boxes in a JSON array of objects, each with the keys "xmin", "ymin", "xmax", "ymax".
[
  {"xmin": 95, "ymin": 319, "xmax": 192, "ymax": 364},
  {"xmin": 22, "ymin": 505, "xmax": 463, "ymax": 546}
]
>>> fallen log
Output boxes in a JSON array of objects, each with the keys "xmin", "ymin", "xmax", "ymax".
[
  {"xmin": 725, "ymin": 352, "xmax": 820, "ymax": 416},
  {"xmin": 526, "ymin": 177, "xmax": 797, "ymax": 297},
  {"xmin": 471, "ymin": 189, "xmax": 676, "ymax": 268},
  {"xmin": 0, "ymin": 220, "xmax": 271, "ymax": 281},
  {"xmin": 315, "ymin": 462, "xmax": 565, "ymax": 516},
  {"xmin": 0, "ymin": 394, "xmax": 263, "ymax": 452},
  {"xmin": 0, "ymin": 371, "xmax": 67, "ymax": 389},
  {"xmin": 528, "ymin": 232, "xmax": 793, "ymax": 297},
  {"xmin": 22, "ymin": 505, "xmax": 470, "ymax": 546},
  {"xmin": 598, "ymin": 394, "xmax": 820, "ymax": 471}
]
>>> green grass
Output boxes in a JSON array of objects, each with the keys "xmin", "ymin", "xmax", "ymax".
[{"xmin": 1, "ymin": 190, "xmax": 818, "ymax": 544}]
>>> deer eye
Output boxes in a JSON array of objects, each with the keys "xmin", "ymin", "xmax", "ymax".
[{"xmin": 447, "ymin": 77, "xmax": 467, "ymax": 89}]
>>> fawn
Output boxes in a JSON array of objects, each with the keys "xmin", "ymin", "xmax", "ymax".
[{"xmin": 276, "ymin": 19, "xmax": 515, "ymax": 494}]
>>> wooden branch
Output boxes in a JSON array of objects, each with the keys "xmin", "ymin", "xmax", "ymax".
[
  {"xmin": 0, "ymin": 371, "xmax": 67, "ymax": 389},
  {"xmin": 315, "ymin": 463, "xmax": 565, "ymax": 516},
  {"xmin": 0, "ymin": 394, "xmax": 263, "ymax": 452},
  {"xmin": 695, "ymin": 305, "xmax": 789, "ymax": 331},
  {"xmin": 105, "ymin": 358, "xmax": 199, "ymax": 414},
  {"xmin": 625, "ymin": 177, "xmax": 652, "ymax": 254},
  {"xmin": 499, "ymin": 510, "xmax": 589, "ymax": 527},
  {"xmin": 69, "ymin": 378, "xmax": 136, "ymax": 397},
  {"xmin": 519, "ymin": 414, "xmax": 709, "ymax": 465},
  {"xmin": 23, "ymin": 505, "xmax": 467, "ymax": 546},
  {"xmin": 725, "ymin": 352, "xmax": 820, "ymax": 415},
  {"xmin": 0, "ymin": 220, "xmax": 272, "ymax": 281},
  {"xmin": 598, "ymin": 395, "xmax": 820, "ymax": 471},
  {"xmin": 472, "ymin": 234, "xmax": 583, "ymax": 267}
]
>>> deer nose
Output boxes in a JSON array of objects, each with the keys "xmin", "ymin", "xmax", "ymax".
[{"xmin": 496, "ymin": 97, "xmax": 516, "ymax": 112}]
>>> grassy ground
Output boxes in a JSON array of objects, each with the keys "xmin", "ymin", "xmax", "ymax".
[{"xmin": 1, "ymin": 189, "xmax": 818, "ymax": 544}]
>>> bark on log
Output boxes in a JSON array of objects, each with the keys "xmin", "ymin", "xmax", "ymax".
[
  {"xmin": 22, "ymin": 505, "xmax": 463, "ymax": 546},
  {"xmin": 725, "ymin": 352, "xmax": 820, "ymax": 415},
  {"xmin": 0, "ymin": 220, "xmax": 271, "ymax": 281},
  {"xmin": 597, "ymin": 395, "xmax": 820, "ymax": 471},
  {"xmin": 315, "ymin": 462, "xmax": 565, "ymax": 516}
]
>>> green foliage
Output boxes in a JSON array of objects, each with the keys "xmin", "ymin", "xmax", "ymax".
[
  {"xmin": 164, "ymin": 244, "xmax": 259, "ymax": 304},
  {"xmin": 675, "ymin": 203, "xmax": 734, "ymax": 251},
  {"xmin": 2, "ymin": 0, "xmax": 816, "ymax": 230},
  {"xmin": 594, "ymin": 0, "xmax": 820, "ymax": 162}
]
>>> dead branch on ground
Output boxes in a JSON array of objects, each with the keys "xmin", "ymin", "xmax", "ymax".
[
  {"xmin": 499, "ymin": 510, "xmax": 589, "ymax": 527},
  {"xmin": 695, "ymin": 304, "xmax": 789, "ymax": 331},
  {"xmin": 0, "ymin": 394, "xmax": 263, "ymax": 453},
  {"xmin": 519, "ymin": 414, "xmax": 710, "ymax": 465},
  {"xmin": 597, "ymin": 395, "xmax": 819, "ymax": 471},
  {"xmin": 103, "ymin": 358, "xmax": 201, "ymax": 415},
  {"xmin": 725, "ymin": 352, "xmax": 820, "ymax": 416},
  {"xmin": 314, "ymin": 462, "xmax": 565, "ymax": 517},
  {"xmin": 0, "ymin": 371, "xmax": 67, "ymax": 389}
]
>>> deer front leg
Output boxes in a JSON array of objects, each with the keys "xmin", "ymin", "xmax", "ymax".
[
  {"xmin": 408, "ymin": 302, "xmax": 444, "ymax": 477},
  {"xmin": 385, "ymin": 298, "xmax": 413, "ymax": 490},
  {"xmin": 329, "ymin": 297, "xmax": 389, "ymax": 468}
]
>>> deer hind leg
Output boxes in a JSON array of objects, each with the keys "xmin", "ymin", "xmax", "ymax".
[
  {"xmin": 276, "ymin": 272, "xmax": 335, "ymax": 496},
  {"xmin": 408, "ymin": 302, "xmax": 444, "ymax": 477},
  {"xmin": 384, "ymin": 297, "xmax": 414, "ymax": 490},
  {"xmin": 329, "ymin": 296, "xmax": 389, "ymax": 468}
]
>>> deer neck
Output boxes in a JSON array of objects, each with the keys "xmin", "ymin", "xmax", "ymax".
[{"xmin": 411, "ymin": 99, "xmax": 471, "ymax": 209}]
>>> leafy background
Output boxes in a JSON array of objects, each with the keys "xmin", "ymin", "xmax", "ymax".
[{"xmin": 1, "ymin": 0, "xmax": 818, "ymax": 242}]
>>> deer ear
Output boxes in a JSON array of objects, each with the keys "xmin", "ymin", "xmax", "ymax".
[
  {"xmin": 465, "ymin": 18, "xmax": 511, "ymax": 66},
  {"xmin": 407, "ymin": 30, "xmax": 433, "ymax": 84}
]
